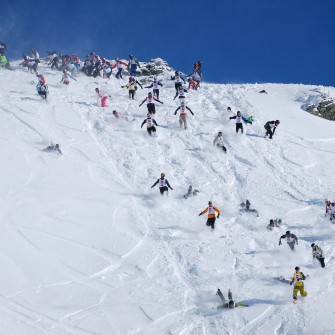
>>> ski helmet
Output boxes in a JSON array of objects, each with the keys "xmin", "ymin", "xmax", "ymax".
[
  {"xmin": 175, "ymin": 71, "xmax": 179, "ymax": 75},
  {"xmin": 95, "ymin": 88, "xmax": 99, "ymax": 92},
  {"xmin": 148, "ymin": 92, "xmax": 152, "ymax": 96},
  {"xmin": 208, "ymin": 201, "xmax": 212, "ymax": 205},
  {"xmin": 237, "ymin": 111, "xmax": 241, "ymax": 115},
  {"xmin": 286, "ymin": 231, "xmax": 290, "ymax": 235},
  {"xmin": 311, "ymin": 243, "xmax": 315, "ymax": 248},
  {"xmin": 55, "ymin": 144, "xmax": 59, "ymax": 149},
  {"xmin": 63, "ymin": 70, "xmax": 67, "ymax": 74},
  {"xmin": 227, "ymin": 107, "xmax": 231, "ymax": 110},
  {"xmin": 115, "ymin": 57, "xmax": 119, "ymax": 61},
  {"xmin": 275, "ymin": 120, "xmax": 280, "ymax": 125},
  {"xmin": 147, "ymin": 113, "xmax": 152, "ymax": 118},
  {"xmin": 295, "ymin": 266, "xmax": 300, "ymax": 271},
  {"xmin": 161, "ymin": 173, "xmax": 165, "ymax": 178},
  {"xmin": 113, "ymin": 110, "xmax": 117, "ymax": 115},
  {"xmin": 228, "ymin": 300, "xmax": 235, "ymax": 309},
  {"xmin": 129, "ymin": 54, "xmax": 133, "ymax": 58},
  {"xmin": 218, "ymin": 131, "xmax": 222, "ymax": 135}
]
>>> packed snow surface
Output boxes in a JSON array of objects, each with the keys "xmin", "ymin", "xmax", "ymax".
[{"xmin": 0, "ymin": 63, "xmax": 335, "ymax": 335}]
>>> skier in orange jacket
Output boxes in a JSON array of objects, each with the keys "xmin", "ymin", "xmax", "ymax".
[{"xmin": 199, "ymin": 201, "xmax": 221, "ymax": 229}]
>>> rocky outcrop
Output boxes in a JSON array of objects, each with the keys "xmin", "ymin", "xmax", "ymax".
[{"xmin": 307, "ymin": 95, "xmax": 335, "ymax": 121}]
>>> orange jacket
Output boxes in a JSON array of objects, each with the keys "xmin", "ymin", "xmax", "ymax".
[{"xmin": 200, "ymin": 205, "xmax": 220, "ymax": 218}]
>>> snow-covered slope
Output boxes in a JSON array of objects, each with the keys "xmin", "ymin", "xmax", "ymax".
[{"xmin": 0, "ymin": 63, "xmax": 335, "ymax": 335}]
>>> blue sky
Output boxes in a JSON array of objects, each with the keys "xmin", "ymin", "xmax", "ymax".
[{"xmin": 1, "ymin": 0, "xmax": 334, "ymax": 86}]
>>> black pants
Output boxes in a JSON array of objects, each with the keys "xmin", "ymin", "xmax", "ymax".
[
  {"xmin": 264, "ymin": 125, "xmax": 273, "ymax": 139},
  {"xmin": 217, "ymin": 144, "xmax": 227, "ymax": 153},
  {"xmin": 39, "ymin": 92, "xmax": 47, "ymax": 99},
  {"xmin": 147, "ymin": 126, "xmax": 156, "ymax": 136},
  {"xmin": 147, "ymin": 103, "xmax": 156, "ymax": 114},
  {"xmin": 116, "ymin": 68, "xmax": 123, "ymax": 79},
  {"xmin": 288, "ymin": 241, "xmax": 296, "ymax": 251},
  {"xmin": 32, "ymin": 61, "xmax": 38, "ymax": 73},
  {"xmin": 317, "ymin": 257, "xmax": 325, "ymax": 268},
  {"xmin": 159, "ymin": 186, "xmax": 168, "ymax": 195},
  {"xmin": 153, "ymin": 89, "xmax": 159, "ymax": 99},
  {"xmin": 129, "ymin": 90, "xmax": 135, "ymax": 99},
  {"xmin": 175, "ymin": 82, "xmax": 182, "ymax": 91},
  {"xmin": 51, "ymin": 57, "xmax": 59, "ymax": 70},
  {"xmin": 206, "ymin": 218, "xmax": 216, "ymax": 229},
  {"xmin": 236, "ymin": 123, "xmax": 243, "ymax": 133}
]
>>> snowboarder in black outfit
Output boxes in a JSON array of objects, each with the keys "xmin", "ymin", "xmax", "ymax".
[
  {"xmin": 264, "ymin": 120, "xmax": 280, "ymax": 139},
  {"xmin": 151, "ymin": 173, "xmax": 173, "ymax": 195},
  {"xmin": 279, "ymin": 231, "xmax": 298, "ymax": 251},
  {"xmin": 141, "ymin": 114, "xmax": 158, "ymax": 136},
  {"xmin": 311, "ymin": 243, "xmax": 325, "ymax": 268}
]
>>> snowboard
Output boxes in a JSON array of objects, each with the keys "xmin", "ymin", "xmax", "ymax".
[{"xmin": 275, "ymin": 276, "xmax": 291, "ymax": 284}]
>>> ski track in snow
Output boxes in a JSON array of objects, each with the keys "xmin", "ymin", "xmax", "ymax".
[{"xmin": 0, "ymin": 64, "xmax": 335, "ymax": 334}]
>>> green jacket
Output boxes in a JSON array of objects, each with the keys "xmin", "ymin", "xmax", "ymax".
[{"xmin": 0, "ymin": 55, "xmax": 8, "ymax": 67}]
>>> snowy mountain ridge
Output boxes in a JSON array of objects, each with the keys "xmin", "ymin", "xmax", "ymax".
[{"xmin": 0, "ymin": 62, "xmax": 335, "ymax": 335}]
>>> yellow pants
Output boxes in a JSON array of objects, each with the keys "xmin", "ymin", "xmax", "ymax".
[{"xmin": 293, "ymin": 285, "xmax": 308, "ymax": 299}]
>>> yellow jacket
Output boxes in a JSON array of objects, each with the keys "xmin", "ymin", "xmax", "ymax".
[{"xmin": 291, "ymin": 271, "xmax": 306, "ymax": 287}]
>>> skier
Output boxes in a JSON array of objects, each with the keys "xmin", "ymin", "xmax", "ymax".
[
  {"xmin": 36, "ymin": 82, "xmax": 48, "ymax": 100},
  {"xmin": 60, "ymin": 70, "xmax": 76, "ymax": 85},
  {"xmin": 216, "ymin": 289, "xmax": 249, "ymax": 309},
  {"xmin": 36, "ymin": 72, "xmax": 46, "ymax": 84},
  {"xmin": 264, "ymin": 120, "xmax": 280, "ymax": 139},
  {"xmin": 43, "ymin": 142, "xmax": 62, "ymax": 155},
  {"xmin": 145, "ymin": 77, "xmax": 163, "ymax": 99},
  {"xmin": 141, "ymin": 113, "xmax": 158, "ymax": 136},
  {"xmin": 173, "ymin": 86, "xmax": 188, "ymax": 101},
  {"xmin": 174, "ymin": 100, "xmax": 194, "ymax": 129},
  {"xmin": 139, "ymin": 92, "xmax": 163, "ymax": 114},
  {"xmin": 213, "ymin": 131, "xmax": 227, "ymax": 153},
  {"xmin": 151, "ymin": 173, "xmax": 173, "ymax": 195},
  {"xmin": 171, "ymin": 71, "xmax": 186, "ymax": 91},
  {"xmin": 95, "ymin": 88, "xmax": 109, "ymax": 107},
  {"xmin": 279, "ymin": 231, "xmax": 298, "ymax": 251},
  {"xmin": 229, "ymin": 111, "xmax": 251, "ymax": 134},
  {"xmin": 198, "ymin": 201, "xmax": 221, "ymax": 230},
  {"xmin": 122, "ymin": 77, "xmax": 143, "ymax": 100},
  {"xmin": 112, "ymin": 57, "xmax": 128, "ymax": 79},
  {"xmin": 311, "ymin": 243, "xmax": 325, "ymax": 268},
  {"xmin": 267, "ymin": 219, "xmax": 282, "ymax": 230},
  {"xmin": 183, "ymin": 185, "xmax": 200, "ymax": 199},
  {"xmin": 290, "ymin": 266, "xmax": 307, "ymax": 303},
  {"xmin": 127, "ymin": 54, "xmax": 141, "ymax": 76}
]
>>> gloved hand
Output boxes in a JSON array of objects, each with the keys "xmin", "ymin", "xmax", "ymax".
[
  {"xmin": 290, "ymin": 281, "xmax": 293, "ymax": 286},
  {"xmin": 229, "ymin": 117, "xmax": 232, "ymax": 120},
  {"xmin": 296, "ymin": 241, "xmax": 298, "ymax": 245},
  {"xmin": 297, "ymin": 278, "xmax": 301, "ymax": 281},
  {"xmin": 170, "ymin": 188, "xmax": 173, "ymax": 190},
  {"xmin": 217, "ymin": 215, "xmax": 220, "ymax": 219},
  {"xmin": 161, "ymin": 102, "xmax": 164, "ymax": 104},
  {"xmin": 198, "ymin": 213, "xmax": 202, "ymax": 216},
  {"xmin": 279, "ymin": 241, "xmax": 282, "ymax": 246},
  {"xmin": 249, "ymin": 121, "xmax": 253, "ymax": 124}
]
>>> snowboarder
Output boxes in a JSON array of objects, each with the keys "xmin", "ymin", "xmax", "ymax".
[
  {"xmin": 43, "ymin": 142, "xmax": 62, "ymax": 155},
  {"xmin": 290, "ymin": 266, "xmax": 307, "ymax": 303},
  {"xmin": 311, "ymin": 243, "xmax": 325, "ymax": 268},
  {"xmin": 216, "ymin": 289, "xmax": 249, "ymax": 309},
  {"xmin": 122, "ymin": 77, "xmax": 142, "ymax": 100},
  {"xmin": 229, "ymin": 111, "xmax": 251, "ymax": 134},
  {"xmin": 239, "ymin": 200, "xmax": 259, "ymax": 216},
  {"xmin": 127, "ymin": 54, "xmax": 141, "ymax": 76},
  {"xmin": 171, "ymin": 71, "xmax": 186, "ymax": 91},
  {"xmin": 173, "ymin": 86, "xmax": 188, "ymax": 101},
  {"xmin": 145, "ymin": 77, "xmax": 163, "ymax": 99},
  {"xmin": 151, "ymin": 173, "xmax": 173, "ymax": 195},
  {"xmin": 139, "ymin": 92, "xmax": 163, "ymax": 114},
  {"xmin": 95, "ymin": 88, "xmax": 109, "ymax": 107},
  {"xmin": 264, "ymin": 120, "xmax": 280, "ymax": 139},
  {"xmin": 267, "ymin": 219, "xmax": 282, "ymax": 230},
  {"xmin": 213, "ymin": 131, "xmax": 227, "ymax": 153},
  {"xmin": 174, "ymin": 100, "xmax": 194, "ymax": 129},
  {"xmin": 183, "ymin": 185, "xmax": 199, "ymax": 199},
  {"xmin": 36, "ymin": 82, "xmax": 48, "ymax": 100},
  {"xmin": 199, "ymin": 201, "xmax": 221, "ymax": 229},
  {"xmin": 141, "ymin": 113, "xmax": 158, "ymax": 136},
  {"xmin": 112, "ymin": 57, "xmax": 128, "ymax": 79},
  {"xmin": 279, "ymin": 231, "xmax": 298, "ymax": 251}
]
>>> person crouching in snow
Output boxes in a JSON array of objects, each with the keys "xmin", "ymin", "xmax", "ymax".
[
  {"xmin": 95, "ymin": 88, "xmax": 109, "ymax": 107},
  {"xmin": 213, "ymin": 131, "xmax": 227, "ymax": 153}
]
